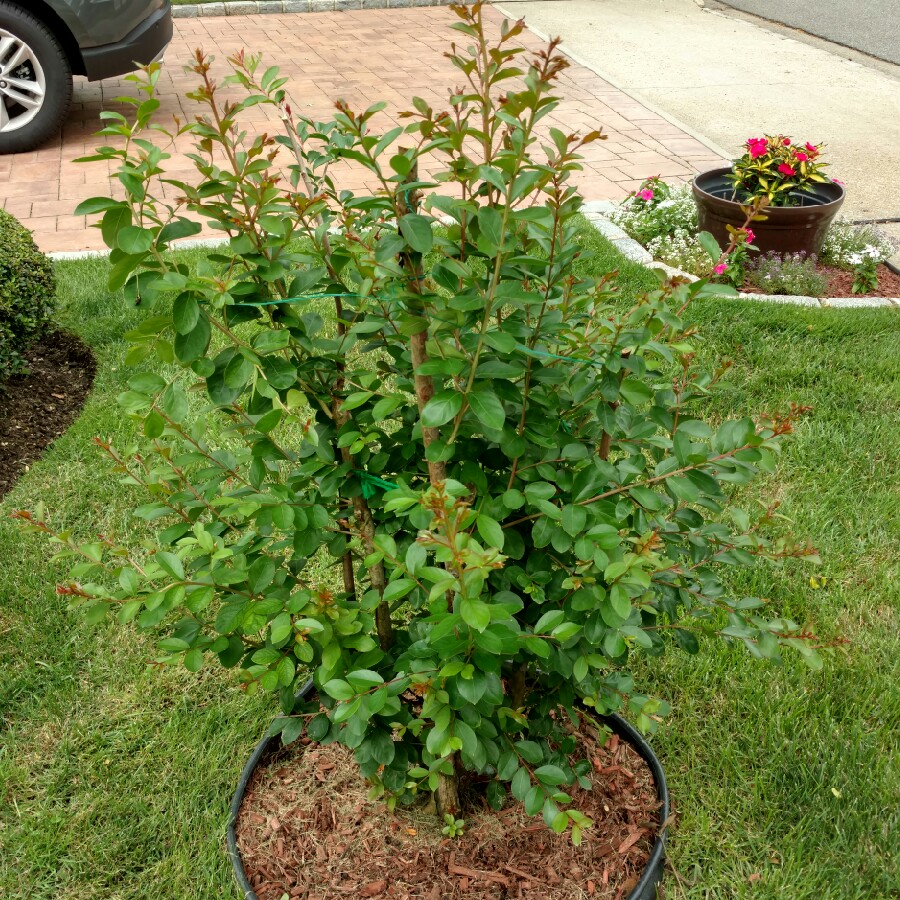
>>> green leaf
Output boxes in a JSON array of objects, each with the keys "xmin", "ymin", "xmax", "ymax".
[
  {"xmin": 172, "ymin": 295, "xmax": 200, "ymax": 335},
  {"xmin": 511, "ymin": 766, "xmax": 531, "ymax": 799},
  {"xmin": 560, "ymin": 505, "xmax": 587, "ymax": 537},
  {"xmin": 382, "ymin": 579, "xmax": 416, "ymax": 603},
  {"xmin": 478, "ymin": 206, "xmax": 503, "ymax": 252},
  {"xmin": 101, "ymin": 205, "xmax": 132, "ymax": 249},
  {"xmin": 468, "ymin": 389, "xmax": 505, "ymax": 431},
  {"xmin": 698, "ymin": 230, "xmax": 722, "ymax": 262},
  {"xmin": 399, "ymin": 213, "xmax": 433, "ymax": 253},
  {"xmin": 174, "ymin": 315, "xmax": 211, "ymax": 364},
  {"xmin": 421, "ymin": 391, "xmax": 462, "ymax": 427},
  {"xmin": 117, "ymin": 225, "xmax": 154, "ymax": 255},
  {"xmin": 515, "ymin": 740, "xmax": 543, "ymax": 764},
  {"xmin": 75, "ymin": 196, "xmax": 120, "ymax": 216},
  {"xmin": 460, "ymin": 597, "xmax": 491, "ymax": 632},
  {"xmin": 346, "ymin": 669, "xmax": 385, "ymax": 690},
  {"xmin": 534, "ymin": 765, "xmax": 567, "ymax": 787},
  {"xmin": 534, "ymin": 609, "xmax": 564, "ymax": 634},
  {"xmin": 155, "ymin": 551, "xmax": 184, "ymax": 581},
  {"xmin": 323, "ymin": 679, "xmax": 355, "ymax": 700},
  {"xmin": 476, "ymin": 515, "xmax": 505, "ymax": 550},
  {"xmin": 502, "ymin": 489, "xmax": 525, "ymax": 509}
]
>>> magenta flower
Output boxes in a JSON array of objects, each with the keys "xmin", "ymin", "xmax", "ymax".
[
  {"xmin": 747, "ymin": 137, "xmax": 767, "ymax": 159},
  {"xmin": 743, "ymin": 228, "xmax": 755, "ymax": 242},
  {"xmin": 805, "ymin": 142, "xmax": 819, "ymax": 156},
  {"xmin": 795, "ymin": 151, "xmax": 808, "ymax": 162},
  {"xmin": 713, "ymin": 263, "xmax": 727, "ymax": 275},
  {"xmin": 638, "ymin": 188, "xmax": 654, "ymax": 201},
  {"xmin": 782, "ymin": 137, "xmax": 792, "ymax": 146},
  {"xmin": 778, "ymin": 163, "xmax": 796, "ymax": 176}
]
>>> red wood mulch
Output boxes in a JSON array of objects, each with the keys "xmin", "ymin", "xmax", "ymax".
[
  {"xmin": 820, "ymin": 264, "xmax": 900, "ymax": 299},
  {"xmin": 235, "ymin": 721, "xmax": 664, "ymax": 900},
  {"xmin": 742, "ymin": 263, "xmax": 900, "ymax": 299}
]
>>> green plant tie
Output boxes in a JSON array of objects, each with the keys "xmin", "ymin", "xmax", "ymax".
[{"xmin": 356, "ymin": 470, "xmax": 400, "ymax": 498}]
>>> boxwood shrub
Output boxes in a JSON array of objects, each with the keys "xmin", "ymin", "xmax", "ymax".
[{"xmin": 0, "ymin": 209, "xmax": 55, "ymax": 383}]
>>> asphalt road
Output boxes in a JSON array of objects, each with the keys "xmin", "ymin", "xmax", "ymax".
[{"xmin": 715, "ymin": 0, "xmax": 900, "ymax": 64}]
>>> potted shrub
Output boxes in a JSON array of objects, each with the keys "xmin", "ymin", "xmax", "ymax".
[
  {"xmin": 17, "ymin": 6, "xmax": 828, "ymax": 896},
  {"xmin": 694, "ymin": 135, "xmax": 844, "ymax": 256}
]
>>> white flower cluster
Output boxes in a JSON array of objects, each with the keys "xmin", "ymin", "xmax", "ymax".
[
  {"xmin": 847, "ymin": 246, "xmax": 882, "ymax": 267},
  {"xmin": 821, "ymin": 219, "xmax": 893, "ymax": 269},
  {"xmin": 609, "ymin": 184, "xmax": 698, "ymax": 245},
  {"xmin": 646, "ymin": 228, "xmax": 710, "ymax": 277}
]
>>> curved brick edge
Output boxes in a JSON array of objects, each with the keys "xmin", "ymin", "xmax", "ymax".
[
  {"xmin": 581, "ymin": 200, "xmax": 900, "ymax": 309},
  {"xmin": 172, "ymin": 0, "xmax": 453, "ymax": 17}
]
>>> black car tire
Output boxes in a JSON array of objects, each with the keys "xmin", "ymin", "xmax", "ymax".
[{"xmin": 0, "ymin": 1, "xmax": 73, "ymax": 153}]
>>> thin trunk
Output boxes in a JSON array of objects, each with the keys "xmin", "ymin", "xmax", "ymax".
[
  {"xmin": 398, "ymin": 155, "xmax": 457, "ymax": 806},
  {"xmin": 399, "ymin": 156, "xmax": 446, "ymax": 484},
  {"xmin": 434, "ymin": 771, "xmax": 461, "ymax": 818},
  {"xmin": 509, "ymin": 663, "xmax": 527, "ymax": 709}
]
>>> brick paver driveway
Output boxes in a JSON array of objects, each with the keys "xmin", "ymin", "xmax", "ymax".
[{"xmin": 0, "ymin": 6, "xmax": 723, "ymax": 253}]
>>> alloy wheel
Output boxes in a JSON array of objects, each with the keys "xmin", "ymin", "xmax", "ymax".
[{"xmin": 0, "ymin": 28, "xmax": 46, "ymax": 133}]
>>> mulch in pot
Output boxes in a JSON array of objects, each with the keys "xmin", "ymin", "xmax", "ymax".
[
  {"xmin": 235, "ymin": 720, "xmax": 662, "ymax": 900},
  {"xmin": 0, "ymin": 330, "xmax": 96, "ymax": 499}
]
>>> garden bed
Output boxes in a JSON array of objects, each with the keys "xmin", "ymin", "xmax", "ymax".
[
  {"xmin": 0, "ymin": 330, "xmax": 95, "ymax": 499},
  {"xmin": 605, "ymin": 179, "xmax": 899, "ymax": 302},
  {"xmin": 741, "ymin": 262, "xmax": 900, "ymax": 300}
]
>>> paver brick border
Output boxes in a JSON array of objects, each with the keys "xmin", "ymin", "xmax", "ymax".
[{"xmin": 172, "ymin": 0, "xmax": 457, "ymax": 16}]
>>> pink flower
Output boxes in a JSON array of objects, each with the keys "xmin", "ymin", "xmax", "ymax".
[
  {"xmin": 805, "ymin": 142, "xmax": 819, "ymax": 156},
  {"xmin": 833, "ymin": 178, "xmax": 845, "ymax": 185},
  {"xmin": 795, "ymin": 151, "xmax": 808, "ymax": 162},
  {"xmin": 778, "ymin": 163, "xmax": 796, "ymax": 176},
  {"xmin": 638, "ymin": 188, "xmax": 654, "ymax": 201},
  {"xmin": 713, "ymin": 263, "xmax": 727, "ymax": 275},
  {"xmin": 743, "ymin": 228, "xmax": 755, "ymax": 242},
  {"xmin": 747, "ymin": 137, "xmax": 767, "ymax": 159},
  {"xmin": 782, "ymin": 137, "xmax": 792, "ymax": 146}
]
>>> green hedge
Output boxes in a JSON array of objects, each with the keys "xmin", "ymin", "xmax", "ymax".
[{"xmin": 0, "ymin": 210, "xmax": 55, "ymax": 382}]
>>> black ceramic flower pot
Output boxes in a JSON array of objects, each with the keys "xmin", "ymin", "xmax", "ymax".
[
  {"xmin": 227, "ymin": 681, "xmax": 671, "ymax": 900},
  {"xmin": 693, "ymin": 167, "xmax": 845, "ymax": 256}
]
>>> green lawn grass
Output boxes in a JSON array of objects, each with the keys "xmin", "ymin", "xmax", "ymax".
[{"xmin": 0, "ymin": 237, "xmax": 897, "ymax": 899}]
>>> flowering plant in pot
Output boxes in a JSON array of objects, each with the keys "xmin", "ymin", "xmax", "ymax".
[
  {"xmin": 694, "ymin": 135, "xmax": 844, "ymax": 256},
  {"xmin": 17, "ymin": 6, "xmax": 828, "ymax": 895}
]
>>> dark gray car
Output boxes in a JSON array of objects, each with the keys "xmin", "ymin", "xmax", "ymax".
[{"xmin": 0, "ymin": 0, "xmax": 172, "ymax": 153}]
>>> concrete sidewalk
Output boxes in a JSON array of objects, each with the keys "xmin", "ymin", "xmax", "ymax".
[
  {"xmin": 0, "ymin": 6, "xmax": 724, "ymax": 254},
  {"xmin": 497, "ymin": 0, "xmax": 900, "ymax": 226}
]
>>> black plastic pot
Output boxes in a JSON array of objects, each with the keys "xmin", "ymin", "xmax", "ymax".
[
  {"xmin": 227, "ymin": 682, "xmax": 670, "ymax": 900},
  {"xmin": 693, "ymin": 166, "xmax": 845, "ymax": 256}
]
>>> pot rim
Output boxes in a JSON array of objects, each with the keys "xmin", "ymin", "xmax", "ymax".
[
  {"xmin": 692, "ymin": 165, "xmax": 845, "ymax": 213},
  {"xmin": 227, "ymin": 680, "xmax": 670, "ymax": 900}
]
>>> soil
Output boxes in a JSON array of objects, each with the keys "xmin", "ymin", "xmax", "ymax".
[
  {"xmin": 743, "ymin": 263, "xmax": 900, "ymax": 299},
  {"xmin": 0, "ymin": 331, "xmax": 96, "ymax": 499},
  {"xmin": 235, "ymin": 719, "xmax": 663, "ymax": 900}
]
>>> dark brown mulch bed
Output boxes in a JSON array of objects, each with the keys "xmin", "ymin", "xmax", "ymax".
[
  {"xmin": 742, "ymin": 263, "xmax": 900, "ymax": 299},
  {"xmin": 236, "ymin": 721, "xmax": 662, "ymax": 900},
  {"xmin": 0, "ymin": 330, "xmax": 96, "ymax": 499}
]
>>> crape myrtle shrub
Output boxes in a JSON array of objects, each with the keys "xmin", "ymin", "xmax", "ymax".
[{"xmin": 18, "ymin": 5, "xmax": 826, "ymax": 837}]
